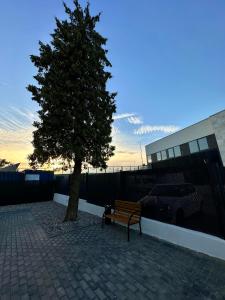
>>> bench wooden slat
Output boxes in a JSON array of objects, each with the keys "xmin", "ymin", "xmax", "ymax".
[
  {"xmin": 115, "ymin": 201, "xmax": 141, "ymax": 210},
  {"xmin": 102, "ymin": 200, "xmax": 142, "ymax": 241}
]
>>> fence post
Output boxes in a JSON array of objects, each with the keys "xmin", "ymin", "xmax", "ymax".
[{"xmin": 206, "ymin": 161, "xmax": 225, "ymax": 238}]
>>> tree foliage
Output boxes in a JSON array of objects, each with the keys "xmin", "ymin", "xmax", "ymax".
[
  {"xmin": 27, "ymin": 0, "xmax": 116, "ymax": 220},
  {"xmin": 0, "ymin": 159, "xmax": 10, "ymax": 168}
]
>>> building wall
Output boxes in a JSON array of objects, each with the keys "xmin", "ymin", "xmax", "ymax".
[
  {"xmin": 210, "ymin": 110, "xmax": 225, "ymax": 166},
  {"xmin": 145, "ymin": 118, "xmax": 214, "ymax": 155},
  {"xmin": 145, "ymin": 109, "xmax": 225, "ymax": 165}
]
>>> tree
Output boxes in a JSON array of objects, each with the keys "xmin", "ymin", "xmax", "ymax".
[
  {"xmin": 0, "ymin": 159, "xmax": 10, "ymax": 168},
  {"xmin": 27, "ymin": 0, "xmax": 116, "ymax": 221}
]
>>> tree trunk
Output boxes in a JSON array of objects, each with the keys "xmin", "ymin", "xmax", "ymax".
[{"xmin": 64, "ymin": 159, "xmax": 82, "ymax": 222}]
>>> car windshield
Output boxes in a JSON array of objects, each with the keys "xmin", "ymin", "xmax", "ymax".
[{"xmin": 150, "ymin": 184, "xmax": 195, "ymax": 197}]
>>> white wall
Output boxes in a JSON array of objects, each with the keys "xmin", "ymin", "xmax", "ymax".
[
  {"xmin": 53, "ymin": 193, "xmax": 104, "ymax": 217},
  {"xmin": 54, "ymin": 193, "xmax": 225, "ymax": 261},
  {"xmin": 210, "ymin": 110, "xmax": 225, "ymax": 166}
]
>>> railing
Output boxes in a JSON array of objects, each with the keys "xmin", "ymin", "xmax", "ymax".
[
  {"xmin": 18, "ymin": 164, "xmax": 150, "ymax": 174},
  {"xmin": 83, "ymin": 165, "xmax": 150, "ymax": 174}
]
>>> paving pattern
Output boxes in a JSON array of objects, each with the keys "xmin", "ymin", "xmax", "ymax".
[{"xmin": 0, "ymin": 201, "xmax": 225, "ymax": 299}]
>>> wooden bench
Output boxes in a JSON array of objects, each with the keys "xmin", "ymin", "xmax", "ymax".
[{"xmin": 102, "ymin": 200, "xmax": 142, "ymax": 241}]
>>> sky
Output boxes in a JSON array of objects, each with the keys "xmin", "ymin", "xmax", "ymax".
[{"xmin": 0, "ymin": 0, "xmax": 225, "ymax": 169}]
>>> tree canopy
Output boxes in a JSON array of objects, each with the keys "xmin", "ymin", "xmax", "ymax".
[
  {"xmin": 28, "ymin": 0, "xmax": 116, "ymax": 169},
  {"xmin": 0, "ymin": 159, "xmax": 10, "ymax": 168}
]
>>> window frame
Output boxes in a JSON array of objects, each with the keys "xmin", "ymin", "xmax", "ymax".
[
  {"xmin": 198, "ymin": 137, "xmax": 209, "ymax": 151},
  {"xmin": 174, "ymin": 145, "xmax": 181, "ymax": 157},
  {"xmin": 161, "ymin": 150, "xmax": 167, "ymax": 160},
  {"xmin": 189, "ymin": 139, "xmax": 199, "ymax": 154},
  {"xmin": 168, "ymin": 148, "xmax": 175, "ymax": 159},
  {"xmin": 156, "ymin": 152, "xmax": 162, "ymax": 161}
]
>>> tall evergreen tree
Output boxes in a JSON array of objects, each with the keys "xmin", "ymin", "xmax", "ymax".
[
  {"xmin": 0, "ymin": 159, "xmax": 10, "ymax": 168},
  {"xmin": 27, "ymin": 0, "xmax": 116, "ymax": 221}
]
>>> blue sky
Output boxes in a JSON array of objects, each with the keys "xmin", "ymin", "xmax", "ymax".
[{"xmin": 0, "ymin": 0, "xmax": 225, "ymax": 167}]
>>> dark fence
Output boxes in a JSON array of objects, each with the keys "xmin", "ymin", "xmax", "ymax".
[
  {"xmin": 54, "ymin": 172, "xmax": 121, "ymax": 206},
  {"xmin": 54, "ymin": 150, "xmax": 225, "ymax": 238},
  {"xmin": 0, "ymin": 171, "xmax": 54, "ymax": 206}
]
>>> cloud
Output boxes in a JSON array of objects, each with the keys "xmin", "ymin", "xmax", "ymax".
[
  {"xmin": 116, "ymin": 150, "xmax": 137, "ymax": 155},
  {"xmin": 0, "ymin": 106, "xmax": 37, "ymax": 166},
  {"xmin": 111, "ymin": 125, "xmax": 120, "ymax": 136},
  {"xmin": 10, "ymin": 106, "xmax": 37, "ymax": 124},
  {"xmin": 113, "ymin": 113, "xmax": 135, "ymax": 120},
  {"xmin": 0, "ymin": 128, "xmax": 33, "ymax": 145},
  {"xmin": 134, "ymin": 125, "xmax": 180, "ymax": 135},
  {"xmin": 127, "ymin": 116, "xmax": 143, "ymax": 125},
  {"xmin": 0, "ymin": 107, "xmax": 38, "ymax": 132}
]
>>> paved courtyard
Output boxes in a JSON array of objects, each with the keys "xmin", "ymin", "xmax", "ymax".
[{"xmin": 0, "ymin": 201, "xmax": 225, "ymax": 299}]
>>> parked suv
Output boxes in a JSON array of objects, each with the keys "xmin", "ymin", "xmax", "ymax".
[{"xmin": 139, "ymin": 183, "xmax": 202, "ymax": 224}]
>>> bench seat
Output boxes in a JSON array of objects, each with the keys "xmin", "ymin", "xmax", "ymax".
[
  {"xmin": 102, "ymin": 200, "xmax": 142, "ymax": 241},
  {"xmin": 105, "ymin": 214, "xmax": 139, "ymax": 225}
]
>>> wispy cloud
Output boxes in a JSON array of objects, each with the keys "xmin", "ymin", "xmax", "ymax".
[
  {"xmin": 134, "ymin": 125, "xmax": 180, "ymax": 135},
  {"xmin": 0, "ymin": 128, "xmax": 33, "ymax": 145},
  {"xmin": 10, "ymin": 106, "xmax": 37, "ymax": 124},
  {"xmin": 0, "ymin": 106, "xmax": 37, "ymax": 164},
  {"xmin": 113, "ymin": 113, "xmax": 135, "ymax": 120},
  {"xmin": 0, "ymin": 107, "xmax": 37, "ymax": 132},
  {"xmin": 116, "ymin": 150, "xmax": 137, "ymax": 155},
  {"xmin": 128, "ymin": 116, "xmax": 143, "ymax": 125},
  {"xmin": 111, "ymin": 125, "xmax": 120, "ymax": 136}
]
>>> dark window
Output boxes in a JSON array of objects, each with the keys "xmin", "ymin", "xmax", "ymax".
[
  {"xmin": 198, "ymin": 137, "xmax": 208, "ymax": 151},
  {"xmin": 168, "ymin": 148, "xmax": 174, "ymax": 158},
  {"xmin": 156, "ymin": 152, "xmax": 161, "ymax": 161},
  {"xmin": 189, "ymin": 140, "xmax": 199, "ymax": 153},
  {"xmin": 161, "ymin": 150, "xmax": 167, "ymax": 160},
  {"xmin": 178, "ymin": 184, "xmax": 195, "ymax": 196},
  {"xmin": 150, "ymin": 184, "xmax": 195, "ymax": 197},
  {"xmin": 174, "ymin": 146, "xmax": 181, "ymax": 157},
  {"xmin": 151, "ymin": 185, "xmax": 180, "ymax": 197}
]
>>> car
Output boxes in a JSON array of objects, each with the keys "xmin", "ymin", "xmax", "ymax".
[{"xmin": 138, "ymin": 183, "xmax": 202, "ymax": 225}]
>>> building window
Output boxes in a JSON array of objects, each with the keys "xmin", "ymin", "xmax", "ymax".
[
  {"xmin": 174, "ymin": 146, "xmax": 181, "ymax": 157},
  {"xmin": 156, "ymin": 152, "xmax": 161, "ymax": 161},
  {"xmin": 147, "ymin": 155, "xmax": 152, "ymax": 163},
  {"xmin": 198, "ymin": 137, "xmax": 208, "ymax": 151},
  {"xmin": 168, "ymin": 148, "xmax": 174, "ymax": 158},
  {"xmin": 161, "ymin": 150, "xmax": 167, "ymax": 160},
  {"xmin": 189, "ymin": 140, "xmax": 199, "ymax": 153}
]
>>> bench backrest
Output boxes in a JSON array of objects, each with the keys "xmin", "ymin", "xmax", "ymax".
[{"xmin": 114, "ymin": 200, "xmax": 141, "ymax": 218}]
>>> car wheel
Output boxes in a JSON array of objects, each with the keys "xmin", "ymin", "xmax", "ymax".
[{"xmin": 176, "ymin": 209, "xmax": 184, "ymax": 226}]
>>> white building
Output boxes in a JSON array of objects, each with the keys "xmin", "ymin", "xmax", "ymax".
[{"xmin": 145, "ymin": 109, "xmax": 225, "ymax": 166}]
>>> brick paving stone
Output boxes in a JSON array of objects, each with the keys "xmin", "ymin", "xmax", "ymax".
[
  {"xmin": 0, "ymin": 201, "xmax": 225, "ymax": 299},
  {"xmin": 95, "ymin": 288, "xmax": 107, "ymax": 300}
]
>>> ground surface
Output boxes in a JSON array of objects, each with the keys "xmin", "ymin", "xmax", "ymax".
[{"xmin": 0, "ymin": 201, "xmax": 225, "ymax": 300}]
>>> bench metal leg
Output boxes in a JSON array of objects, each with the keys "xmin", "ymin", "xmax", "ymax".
[
  {"xmin": 101, "ymin": 215, "xmax": 105, "ymax": 228},
  {"xmin": 127, "ymin": 223, "xmax": 130, "ymax": 242},
  {"xmin": 139, "ymin": 221, "xmax": 142, "ymax": 235}
]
